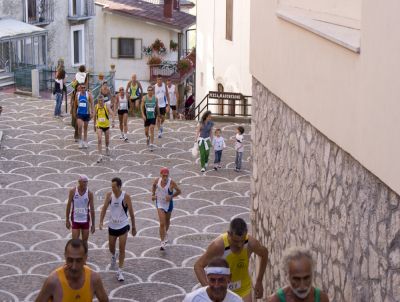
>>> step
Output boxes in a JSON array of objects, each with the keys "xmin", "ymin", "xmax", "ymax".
[{"xmin": 0, "ymin": 81, "xmax": 15, "ymax": 89}]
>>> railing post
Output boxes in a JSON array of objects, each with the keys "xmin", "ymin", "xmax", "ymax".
[{"xmin": 31, "ymin": 69, "xmax": 40, "ymax": 98}]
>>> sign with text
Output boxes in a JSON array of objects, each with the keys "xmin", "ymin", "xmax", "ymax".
[{"xmin": 208, "ymin": 91, "xmax": 244, "ymax": 100}]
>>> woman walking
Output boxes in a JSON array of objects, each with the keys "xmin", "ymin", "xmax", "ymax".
[
  {"xmin": 114, "ymin": 87, "xmax": 129, "ymax": 141},
  {"xmin": 196, "ymin": 111, "xmax": 214, "ymax": 172}
]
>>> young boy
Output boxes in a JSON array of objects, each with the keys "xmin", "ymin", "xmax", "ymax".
[
  {"xmin": 212, "ymin": 129, "xmax": 226, "ymax": 170},
  {"xmin": 234, "ymin": 126, "xmax": 245, "ymax": 172}
]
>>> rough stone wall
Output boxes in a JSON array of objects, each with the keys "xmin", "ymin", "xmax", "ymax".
[{"xmin": 250, "ymin": 78, "xmax": 400, "ymax": 301}]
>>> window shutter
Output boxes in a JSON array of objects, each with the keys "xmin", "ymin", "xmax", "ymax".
[
  {"xmin": 111, "ymin": 38, "xmax": 118, "ymax": 58},
  {"xmin": 226, "ymin": 0, "xmax": 233, "ymax": 41}
]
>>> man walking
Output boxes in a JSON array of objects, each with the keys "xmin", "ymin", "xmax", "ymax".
[
  {"xmin": 194, "ymin": 218, "xmax": 269, "ymax": 301},
  {"xmin": 66, "ymin": 175, "xmax": 95, "ymax": 246},
  {"xmin": 35, "ymin": 239, "xmax": 108, "ymax": 302},
  {"xmin": 99, "ymin": 177, "xmax": 137, "ymax": 281}
]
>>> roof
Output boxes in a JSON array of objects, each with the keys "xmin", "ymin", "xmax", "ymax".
[
  {"xmin": 0, "ymin": 18, "xmax": 47, "ymax": 40},
  {"xmin": 96, "ymin": 0, "xmax": 196, "ymax": 31}
]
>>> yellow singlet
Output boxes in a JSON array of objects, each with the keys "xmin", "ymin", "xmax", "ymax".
[
  {"xmin": 95, "ymin": 104, "xmax": 110, "ymax": 128},
  {"xmin": 222, "ymin": 232, "xmax": 252, "ymax": 297},
  {"xmin": 53, "ymin": 265, "xmax": 92, "ymax": 302}
]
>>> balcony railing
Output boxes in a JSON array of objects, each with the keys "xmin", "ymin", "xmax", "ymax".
[
  {"xmin": 26, "ymin": 0, "xmax": 54, "ymax": 26},
  {"xmin": 68, "ymin": 0, "xmax": 95, "ymax": 21}
]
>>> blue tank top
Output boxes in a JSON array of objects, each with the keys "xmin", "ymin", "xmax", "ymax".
[{"xmin": 77, "ymin": 92, "xmax": 89, "ymax": 115}]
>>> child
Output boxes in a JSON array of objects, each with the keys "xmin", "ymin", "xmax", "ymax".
[
  {"xmin": 234, "ymin": 126, "xmax": 245, "ymax": 172},
  {"xmin": 212, "ymin": 129, "xmax": 226, "ymax": 170}
]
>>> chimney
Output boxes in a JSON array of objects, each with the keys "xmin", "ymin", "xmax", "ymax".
[
  {"xmin": 164, "ymin": 0, "xmax": 173, "ymax": 18},
  {"xmin": 173, "ymin": 0, "xmax": 180, "ymax": 11}
]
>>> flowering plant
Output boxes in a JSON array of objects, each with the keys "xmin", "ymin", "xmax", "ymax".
[
  {"xmin": 177, "ymin": 58, "xmax": 192, "ymax": 73},
  {"xmin": 143, "ymin": 46, "xmax": 153, "ymax": 57},
  {"xmin": 170, "ymin": 40, "xmax": 178, "ymax": 52},
  {"xmin": 151, "ymin": 39, "xmax": 165, "ymax": 52},
  {"xmin": 147, "ymin": 56, "xmax": 162, "ymax": 65}
]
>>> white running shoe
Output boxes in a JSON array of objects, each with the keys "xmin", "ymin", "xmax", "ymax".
[
  {"xmin": 124, "ymin": 136, "xmax": 128, "ymax": 142},
  {"xmin": 160, "ymin": 241, "xmax": 166, "ymax": 251},
  {"xmin": 83, "ymin": 141, "xmax": 88, "ymax": 149},
  {"xmin": 117, "ymin": 270, "xmax": 124, "ymax": 281},
  {"xmin": 150, "ymin": 144, "xmax": 154, "ymax": 152},
  {"xmin": 78, "ymin": 140, "xmax": 84, "ymax": 149},
  {"xmin": 97, "ymin": 156, "xmax": 103, "ymax": 164},
  {"xmin": 201, "ymin": 168, "xmax": 206, "ymax": 172},
  {"xmin": 120, "ymin": 133, "xmax": 124, "ymax": 139}
]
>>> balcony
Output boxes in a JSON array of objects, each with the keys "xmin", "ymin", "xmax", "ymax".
[
  {"xmin": 25, "ymin": 0, "xmax": 54, "ymax": 26},
  {"xmin": 68, "ymin": 0, "xmax": 95, "ymax": 22}
]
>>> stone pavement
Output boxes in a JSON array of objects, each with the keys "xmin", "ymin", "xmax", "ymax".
[{"xmin": 0, "ymin": 93, "xmax": 251, "ymax": 302}]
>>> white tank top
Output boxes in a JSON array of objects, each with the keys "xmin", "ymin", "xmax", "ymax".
[
  {"xmin": 154, "ymin": 83, "xmax": 167, "ymax": 108},
  {"xmin": 167, "ymin": 84, "xmax": 177, "ymax": 106},
  {"xmin": 118, "ymin": 94, "xmax": 128, "ymax": 110},
  {"xmin": 72, "ymin": 187, "xmax": 89, "ymax": 223},
  {"xmin": 156, "ymin": 178, "xmax": 172, "ymax": 211},
  {"xmin": 108, "ymin": 191, "xmax": 129, "ymax": 230}
]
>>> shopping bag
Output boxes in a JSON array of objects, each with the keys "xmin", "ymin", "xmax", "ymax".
[{"xmin": 191, "ymin": 142, "xmax": 199, "ymax": 158}]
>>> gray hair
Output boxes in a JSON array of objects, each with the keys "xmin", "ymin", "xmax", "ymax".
[{"xmin": 282, "ymin": 246, "xmax": 314, "ymax": 276}]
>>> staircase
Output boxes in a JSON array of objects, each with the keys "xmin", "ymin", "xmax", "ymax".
[{"xmin": 0, "ymin": 69, "xmax": 15, "ymax": 90}]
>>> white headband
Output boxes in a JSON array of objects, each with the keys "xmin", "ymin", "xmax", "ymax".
[{"xmin": 205, "ymin": 267, "xmax": 231, "ymax": 275}]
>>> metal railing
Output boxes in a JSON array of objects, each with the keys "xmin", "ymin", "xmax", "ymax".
[
  {"xmin": 27, "ymin": 0, "xmax": 54, "ymax": 25},
  {"xmin": 194, "ymin": 92, "xmax": 252, "ymax": 120}
]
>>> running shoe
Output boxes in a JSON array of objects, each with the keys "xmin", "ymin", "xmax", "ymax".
[
  {"xmin": 150, "ymin": 144, "xmax": 154, "ymax": 152},
  {"xmin": 83, "ymin": 141, "xmax": 88, "ymax": 149},
  {"xmin": 97, "ymin": 156, "xmax": 103, "ymax": 164},
  {"xmin": 78, "ymin": 141, "xmax": 84, "ymax": 149},
  {"xmin": 124, "ymin": 136, "xmax": 128, "ymax": 142},
  {"xmin": 160, "ymin": 241, "xmax": 166, "ymax": 251},
  {"xmin": 120, "ymin": 133, "xmax": 124, "ymax": 139},
  {"xmin": 214, "ymin": 167, "xmax": 218, "ymax": 171},
  {"xmin": 117, "ymin": 270, "xmax": 124, "ymax": 281},
  {"xmin": 201, "ymin": 168, "xmax": 206, "ymax": 172}
]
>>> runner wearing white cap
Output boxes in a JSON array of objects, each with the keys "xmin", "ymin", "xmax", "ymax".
[
  {"xmin": 65, "ymin": 175, "xmax": 95, "ymax": 246},
  {"xmin": 183, "ymin": 257, "xmax": 243, "ymax": 302}
]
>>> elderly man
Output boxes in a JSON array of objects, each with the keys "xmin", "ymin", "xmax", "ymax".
[
  {"xmin": 194, "ymin": 218, "xmax": 268, "ymax": 301},
  {"xmin": 35, "ymin": 239, "xmax": 108, "ymax": 302},
  {"xmin": 267, "ymin": 247, "xmax": 329, "ymax": 302},
  {"xmin": 184, "ymin": 258, "xmax": 243, "ymax": 302}
]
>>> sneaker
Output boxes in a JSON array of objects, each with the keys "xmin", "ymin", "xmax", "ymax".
[
  {"xmin": 201, "ymin": 168, "xmax": 206, "ymax": 172},
  {"xmin": 150, "ymin": 144, "xmax": 154, "ymax": 152},
  {"xmin": 160, "ymin": 241, "xmax": 166, "ymax": 251},
  {"xmin": 97, "ymin": 156, "xmax": 103, "ymax": 164},
  {"xmin": 105, "ymin": 148, "xmax": 110, "ymax": 156},
  {"xmin": 124, "ymin": 136, "xmax": 128, "ymax": 142},
  {"xmin": 78, "ymin": 141, "xmax": 84, "ymax": 149},
  {"xmin": 120, "ymin": 133, "xmax": 124, "ymax": 139},
  {"xmin": 117, "ymin": 270, "xmax": 124, "ymax": 282},
  {"xmin": 214, "ymin": 167, "xmax": 218, "ymax": 171},
  {"xmin": 83, "ymin": 141, "xmax": 88, "ymax": 149}
]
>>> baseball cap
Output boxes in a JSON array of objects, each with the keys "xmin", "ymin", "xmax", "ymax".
[
  {"xmin": 78, "ymin": 174, "xmax": 89, "ymax": 182},
  {"xmin": 160, "ymin": 167, "xmax": 169, "ymax": 175}
]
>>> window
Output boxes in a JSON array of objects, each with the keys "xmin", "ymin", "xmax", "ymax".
[
  {"xmin": 71, "ymin": 25, "xmax": 85, "ymax": 66},
  {"xmin": 111, "ymin": 38, "xmax": 142, "ymax": 59},
  {"xmin": 226, "ymin": 0, "xmax": 233, "ymax": 41},
  {"xmin": 27, "ymin": 0, "xmax": 37, "ymax": 22},
  {"xmin": 70, "ymin": 0, "xmax": 83, "ymax": 16}
]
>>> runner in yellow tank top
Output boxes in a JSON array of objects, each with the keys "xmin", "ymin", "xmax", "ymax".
[
  {"xmin": 35, "ymin": 239, "xmax": 108, "ymax": 302},
  {"xmin": 194, "ymin": 218, "xmax": 269, "ymax": 302},
  {"xmin": 94, "ymin": 95, "xmax": 115, "ymax": 163}
]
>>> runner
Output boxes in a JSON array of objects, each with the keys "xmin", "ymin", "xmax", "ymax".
[
  {"xmin": 99, "ymin": 177, "xmax": 137, "ymax": 281},
  {"xmin": 71, "ymin": 65, "xmax": 88, "ymax": 142},
  {"xmin": 141, "ymin": 85, "xmax": 159, "ymax": 151},
  {"xmin": 125, "ymin": 74, "xmax": 143, "ymax": 117},
  {"xmin": 184, "ymin": 257, "xmax": 243, "ymax": 302},
  {"xmin": 74, "ymin": 83, "xmax": 94, "ymax": 149},
  {"xmin": 100, "ymin": 80, "xmax": 114, "ymax": 108},
  {"xmin": 267, "ymin": 247, "xmax": 329, "ymax": 302},
  {"xmin": 114, "ymin": 86, "xmax": 129, "ymax": 141},
  {"xmin": 194, "ymin": 217, "xmax": 269, "ymax": 302},
  {"xmin": 93, "ymin": 95, "xmax": 115, "ymax": 163},
  {"xmin": 154, "ymin": 76, "xmax": 170, "ymax": 138},
  {"xmin": 151, "ymin": 167, "xmax": 181, "ymax": 250},
  {"xmin": 35, "ymin": 239, "xmax": 108, "ymax": 302},
  {"xmin": 166, "ymin": 79, "xmax": 179, "ymax": 120},
  {"xmin": 65, "ymin": 175, "xmax": 95, "ymax": 246}
]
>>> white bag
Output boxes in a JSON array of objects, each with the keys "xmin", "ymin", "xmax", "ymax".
[{"xmin": 191, "ymin": 142, "xmax": 199, "ymax": 158}]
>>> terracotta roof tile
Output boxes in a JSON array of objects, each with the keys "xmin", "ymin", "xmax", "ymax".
[{"xmin": 98, "ymin": 0, "xmax": 196, "ymax": 31}]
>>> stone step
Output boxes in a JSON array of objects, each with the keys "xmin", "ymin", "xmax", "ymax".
[{"xmin": 0, "ymin": 80, "xmax": 15, "ymax": 89}]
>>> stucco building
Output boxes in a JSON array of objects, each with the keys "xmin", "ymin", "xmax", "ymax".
[{"xmin": 250, "ymin": 0, "xmax": 400, "ymax": 301}]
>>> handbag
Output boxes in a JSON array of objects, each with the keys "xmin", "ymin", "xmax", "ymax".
[{"xmin": 191, "ymin": 142, "xmax": 199, "ymax": 158}]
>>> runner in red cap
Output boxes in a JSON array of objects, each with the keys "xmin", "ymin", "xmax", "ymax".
[
  {"xmin": 66, "ymin": 175, "xmax": 95, "ymax": 246},
  {"xmin": 151, "ymin": 167, "xmax": 181, "ymax": 250}
]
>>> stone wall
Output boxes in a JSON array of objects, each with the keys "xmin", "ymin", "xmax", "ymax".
[{"xmin": 250, "ymin": 78, "xmax": 400, "ymax": 301}]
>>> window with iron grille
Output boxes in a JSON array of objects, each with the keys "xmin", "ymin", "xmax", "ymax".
[{"xmin": 111, "ymin": 38, "xmax": 142, "ymax": 59}]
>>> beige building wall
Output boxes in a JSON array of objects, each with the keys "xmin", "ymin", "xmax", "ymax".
[
  {"xmin": 250, "ymin": 0, "xmax": 400, "ymax": 195},
  {"xmin": 196, "ymin": 0, "xmax": 251, "ymax": 113},
  {"xmin": 94, "ymin": 5, "xmax": 178, "ymax": 81}
]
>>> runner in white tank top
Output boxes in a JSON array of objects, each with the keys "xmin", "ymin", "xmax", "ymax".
[
  {"xmin": 166, "ymin": 79, "xmax": 179, "ymax": 120},
  {"xmin": 152, "ymin": 167, "xmax": 181, "ymax": 250},
  {"xmin": 154, "ymin": 76, "xmax": 170, "ymax": 138},
  {"xmin": 115, "ymin": 87, "xmax": 129, "ymax": 141},
  {"xmin": 66, "ymin": 175, "xmax": 95, "ymax": 246},
  {"xmin": 99, "ymin": 177, "xmax": 137, "ymax": 282}
]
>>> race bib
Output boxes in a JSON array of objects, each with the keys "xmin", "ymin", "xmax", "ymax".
[
  {"xmin": 111, "ymin": 217, "xmax": 125, "ymax": 224},
  {"xmin": 79, "ymin": 102, "xmax": 87, "ymax": 107},
  {"xmin": 120, "ymin": 103, "xmax": 127, "ymax": 110},
  {"xmin": 147, "ymin": 107, "xmax": 155, "ymax": 112},
  {"xmin": 228, "ymin": 281, "xmax": 241, "ymax": 291},
  {"xmin": 98, "ymin": 117, "xmax": 106, "ymax": 122},
  {"xmin": 74, "ymin": 208, "xmax": 87, "ymax": 214},
  {"xmin": 104, "ymin": 96, "xmax": 109, "ymax": 101}
]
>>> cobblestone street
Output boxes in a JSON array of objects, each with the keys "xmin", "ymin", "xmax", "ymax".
[{"xmin": 0, "ymin": 93, "xmax": 251, "ymax": 302}]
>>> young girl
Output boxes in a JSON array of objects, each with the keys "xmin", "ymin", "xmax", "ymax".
[
  {"xmin": 234, "ymin": 126, "xmax": 245, "ymax": 172},
  {"xmin": 212, "ymin": 128, "xmax": 226, "ymax": 170}
]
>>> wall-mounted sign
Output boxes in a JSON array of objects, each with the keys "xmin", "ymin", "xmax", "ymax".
[{"xmin": 208, "ymin": 91, "xmax": 244, "ymax": 100}]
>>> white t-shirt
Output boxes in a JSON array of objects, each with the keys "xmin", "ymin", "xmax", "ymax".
[
  {"xmin": 212, "ymin": 136, "xmax": 226, "ymax": 151},
  {"xmin": 235, "ymin": 133, "xmax": 244, "ymax": 152},
  {"xmin": 154, "ymin": 82, "xmax": 167, "ymax": 108},
  {"xmin": 183, "ymin": 287, "xmax": 243, "ymax": 302},
  {"xmin": 167, "ymin": 84, "xmax": 177, "ymax": 106}
]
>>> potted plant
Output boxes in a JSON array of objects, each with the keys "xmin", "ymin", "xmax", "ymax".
[
  {"xmin": 143, "ymin": 46, "xmax": 153, "ymax": 57},
  {"xmin": 177, "ymin": 58, "xmax": 192, "ymax": 75},
  {"xmin": 170, "ymin": 40, "xmax": 178, "ymax": 52},
  {"xmin": 147, "ymin": 56, "xmax": 162, "ymax": 65},
  {"xmin": 110, "ymin": 64, "xmax": 116, "ymax": 70},
  {"xmin": 152, "ymin": 39, "xmax": 165, "ymax": 52}
]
